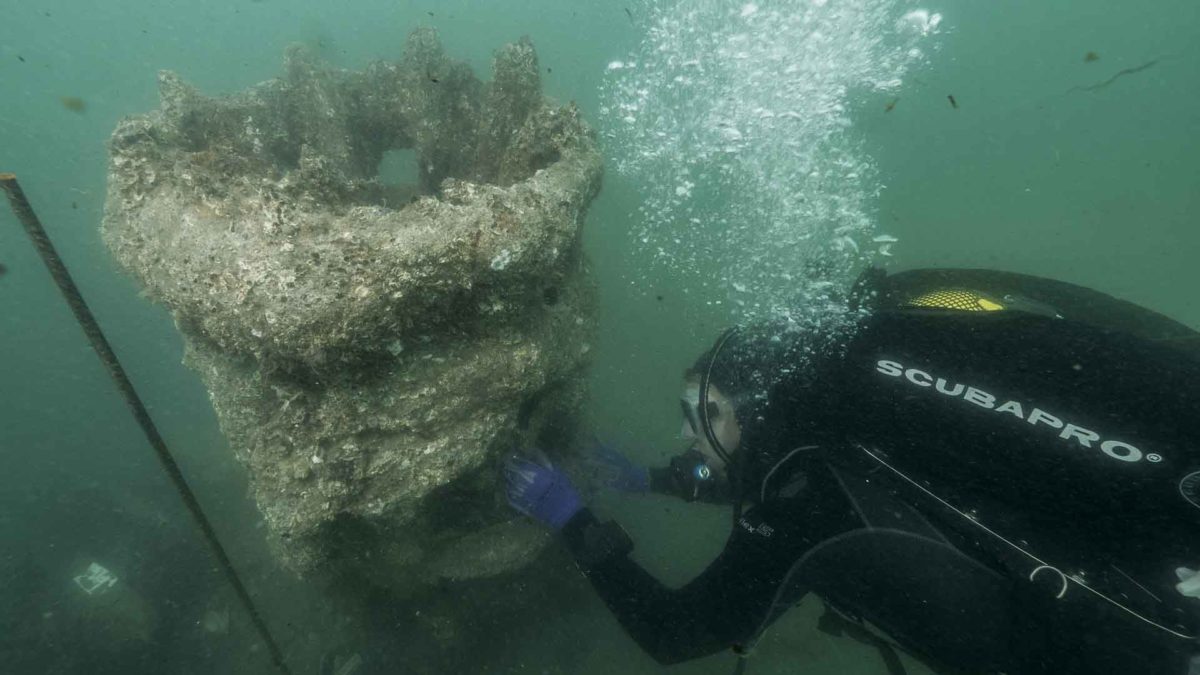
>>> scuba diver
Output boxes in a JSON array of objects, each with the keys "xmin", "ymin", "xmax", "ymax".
[{"xmin": 504, "ymin": 267, "xmax": 1200, "ymax": 674}]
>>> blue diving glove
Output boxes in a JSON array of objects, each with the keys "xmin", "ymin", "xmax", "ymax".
[
  {"xmin": 585, "ymin": 441, "xmax": 651, "ymax": 493},
  {"xmin": 503, "ymin": 456, "xmax": 584, "ymax": 531}
]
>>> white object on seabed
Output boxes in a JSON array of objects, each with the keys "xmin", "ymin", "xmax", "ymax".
[
  {"xmin": 73, "ymin": 562, "xmax": 119, "ymax": 596},
  {"xmin": 1176, "ymin": 567, "xmax": 1200, "ymax": 598},
  {"xmin": 202, "ymin": 606, "xmax": 231, "ymax": 635}
]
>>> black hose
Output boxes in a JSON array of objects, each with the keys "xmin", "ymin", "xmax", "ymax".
[
  {"xmin": 698, "ymin": 326, "xmax": 749, "ymax": 525},
  {"xmin": 1, "ymin": 173, "xmax": 294, "ymax": 675},
  {"xmin": 698, "ymin": 327, "xmax": 737, "ymax": 468}
]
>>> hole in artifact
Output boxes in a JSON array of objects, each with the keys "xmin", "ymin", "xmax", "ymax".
[
  {"xmin": 374, "ymin": 148, "xmax": 422, "ymax": 207},
  {"xmin": 378, "ymin": 148, "xmax": 420, "ymax": 186}
]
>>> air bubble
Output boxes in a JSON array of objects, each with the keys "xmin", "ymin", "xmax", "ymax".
[{"xmin": 600, "ymin": 0, "xmax": 941, "ymax": 323}]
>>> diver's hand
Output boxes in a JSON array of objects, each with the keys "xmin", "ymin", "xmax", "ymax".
[
  {"xmin": 585, "ymin": 441, "xmax": 650, "ymax": 494},
  {"xmin": 503, "ymin": 456, "xmax": 583, "ymax": 531}
]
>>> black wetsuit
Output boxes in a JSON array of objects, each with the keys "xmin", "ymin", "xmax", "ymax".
[{"xmin": 562, "ymin": 269, "xmax": 1200, "ymax": 674}]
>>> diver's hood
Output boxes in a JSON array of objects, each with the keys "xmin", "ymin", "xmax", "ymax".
[
  {"xmin": 692, "ymin": 320, "xmax": 820, "ymax": 478},
  {"xmin": 693, "ymin": 311, "xmax": 864, "ymax": 505}
]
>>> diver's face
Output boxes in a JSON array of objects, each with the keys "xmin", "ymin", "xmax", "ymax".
[{"xmin": 680, "ymin": 380, "xmax": 741, "ymax": 475}]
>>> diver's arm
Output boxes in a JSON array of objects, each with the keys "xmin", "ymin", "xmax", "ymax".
[
  {"xmin": 647, "ymin": 466, "xmax": 677, "ymax": 494},
  {"xmin": 560, "ymin": 506, "xmax": 805, "ymax": 664}
]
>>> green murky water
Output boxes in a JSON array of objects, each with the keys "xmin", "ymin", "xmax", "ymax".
[{"xmin": 2, "ymin": 1, "xmax": 1197, "ymax": 673}]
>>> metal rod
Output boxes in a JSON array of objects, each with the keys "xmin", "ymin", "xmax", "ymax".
[{"xmin": 0, "ymin": 173, "xmax": 294, "ymax": 675}]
